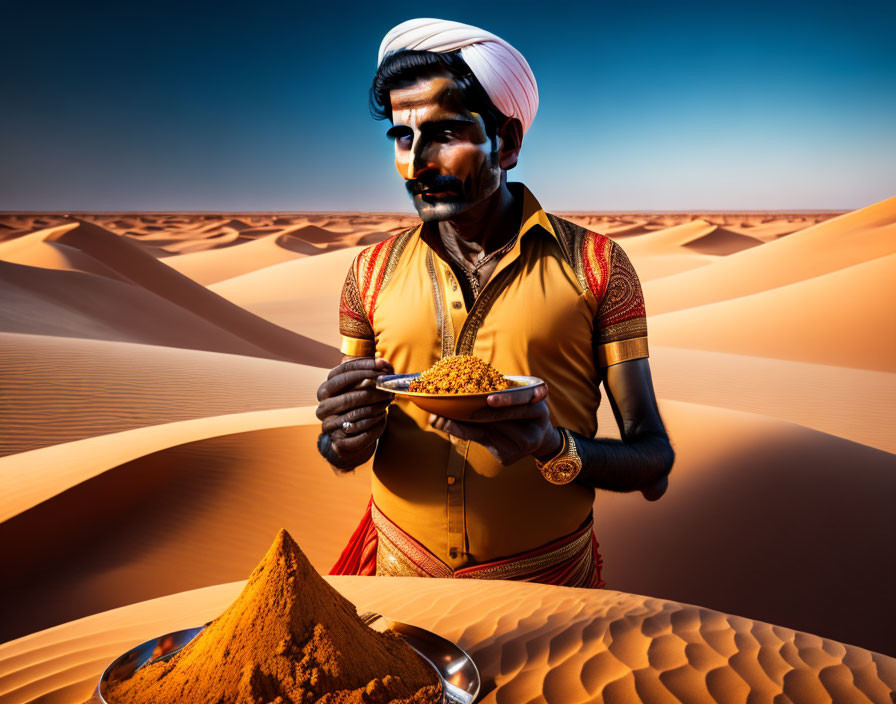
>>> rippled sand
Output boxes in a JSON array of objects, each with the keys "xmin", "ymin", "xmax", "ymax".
[{"xmin": 2, "ymin": 579, "xmax": 894, "ymax": 704}]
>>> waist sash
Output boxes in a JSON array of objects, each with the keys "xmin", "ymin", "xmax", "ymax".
[{"xmin": 371, "ymin": 500, "xmax": 604, "ymax": 588}]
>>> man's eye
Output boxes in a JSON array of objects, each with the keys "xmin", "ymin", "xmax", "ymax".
[
  {"xmin": 433, "ymin": 129, "xmax": 456, "ymax": 142},
  {"xmin": 395, "ymin": 134, "xmax": 412, "ymax": 149}
]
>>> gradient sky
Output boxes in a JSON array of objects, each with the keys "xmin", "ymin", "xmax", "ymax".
[{"xmin": 2, "ymin": 0, "xmax": 894, "ymax": 211}]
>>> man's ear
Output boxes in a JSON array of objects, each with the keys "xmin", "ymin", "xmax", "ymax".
[{"xmin": 497, "ymin": 117, "xmax": 523, "ymax": 170}]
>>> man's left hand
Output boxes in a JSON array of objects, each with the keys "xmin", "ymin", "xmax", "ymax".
[{"xmin": 428, "ymin": 384, "xmax": 562, "ymax": 465}]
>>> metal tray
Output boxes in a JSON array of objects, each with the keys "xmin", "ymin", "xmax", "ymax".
[{"xmin": 94, "ymin": 613, "xmax": 479, "ymax": 704}]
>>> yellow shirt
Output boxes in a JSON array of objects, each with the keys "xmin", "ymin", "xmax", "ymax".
[{"xmin": 338, "ymin": 183, "xmax": 649, "ymax": 570}]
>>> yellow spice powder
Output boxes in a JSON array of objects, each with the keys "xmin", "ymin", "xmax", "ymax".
[{"xmin": 409, "ymin": 355, "xmax": 509, "ymax": 394}]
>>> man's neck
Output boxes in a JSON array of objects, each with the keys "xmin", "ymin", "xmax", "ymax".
[{"xmin": 434, "ymin": 181, "xmax": 520, "ymax": 264}]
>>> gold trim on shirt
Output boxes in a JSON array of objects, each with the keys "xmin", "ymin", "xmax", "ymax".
[
  {"xmin": 425, "ymin": 248, "xmax": 456, "ymax": 358},
  {"xmin": 340, "ymin": 335, "xmax": 375, "ymax": 357},
  {"xmin": 597, "ymin": 336, "xmax": 649, "ymax": 366}
]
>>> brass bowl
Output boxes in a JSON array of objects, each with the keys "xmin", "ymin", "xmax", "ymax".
[
  {"xmin": 376, "ymin": 373, "xmax": 545, "ymax": 422},
  {"xmin": 93, "ymin": 615, "xmax": 479, "ymax": 704}
]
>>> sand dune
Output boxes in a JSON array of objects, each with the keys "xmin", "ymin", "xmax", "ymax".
[
  {"xmin": 596, "ymin": 399, "xmax": 896, "ymax": 656},
  {"xmin": 624, "ymin": 252, "xmax": 716, "ymax": 281},
  {"xmin": 0, "ymin": 419, "xmax": 370, "ymax": 642},
  {"xmin": 0, "ymin": 239, "xmax": 124, "ymax": 279},
  {"xmin": 352, "ymin": 230, "xmax": 395, "ymax": 246},
  {"xmin": 642, "ymin": 195, "xmax": 896, "ymax": 314},
  {"xmin": 1, "ymin": 204, "xmax": 893, "ymax": 701},
  {"xmin": 212, "ymin": 218, "xmax": 252, "ymax": 231},
  {"xmin": 110, "ymin": 235, "xmax": 175, "ymax": 258},
  {"xmin": 649, "ymin": 252, "xmax": 896, "ymax": 372},
  {"xmin": 230, "ymin": 226, "xmax": 282, "ymax": 238},
  {"xmin": 163, "ymin": 232, "xmax": 312, "ymax": 285},
  {"xmin": 2, "ymin": 396, "xmax": 892, "ymax": 655},
  {"xmin": 603, "ymin": 220, "xmax": 653, "ymax": 236},
  {"xmin": 157, "ymin": 228, "xmax": 243, "ymax": 253},
  {"xmin": 681, "ymin": 226, "xmax": 764, "ymax": 255},
  {"xmin": 210, "ymin": 245, "xmax": 364, "ymax": 301},
  {"xmin": 0, "ymin": 259, "xmax": 276, "ymax": 358},
  {"xmin": 646, "ymin": 346, "xmax": 896, "ymax": 453},
  {"xmin": 0, "ymin": 224, "xmax": 126, "ymax": 279},
  {"xmin": 0, "ymin": 213, "xmax": 415, "ymax": 260},
  {"xmin": 275, "ymin": 214, "xmax": 415, "ymax": 234},
  {"xmin": 163, "ymin": 223, "xmax": 389, "ymax": 287},
  {"xmin": 50, "ymin": 219, "xmax": 340, "ymax": 367},
  {"xmin": 559, "ymin": 211, "xmax": 838, "ymax": 234},
  {"xmin": 0, "ymin": 407, "xmax": 320, "ymax": 525},
  {"xmin": 1, "ymin": 577, "xmax": 893, "ymax": 704},
  {"xmin": 614, "ymin": 219, "xmax": 719, "ymax": 254},
  {"xmin": 0, "ymin": 214, "xmax": 70, "ymax": 238},
  {"xmin": 210, "ymin": 246, "xmax": 364, "ymax": 346},
  {"xmin": 119, "ymin": 228, "xmax": 222, "ymax": 243},
  {"xmin": 0, "ymin": 333, "xmax": 325, "ymax": 457},
  {"xmin": 283, "ymin": 224, "xmax": 349, "ymax": 245},
  {"xmin": 725, "ymin": 219, "xmax": 811, "ymax": 241},
  {"xmin": 592, "ymin": 220, "xmax": 763, "ymax": 277}
]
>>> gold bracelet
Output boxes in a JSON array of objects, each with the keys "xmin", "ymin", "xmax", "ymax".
[{"xmin": 535, "ymin": 428, "xmax": 583, "ymax": 485}]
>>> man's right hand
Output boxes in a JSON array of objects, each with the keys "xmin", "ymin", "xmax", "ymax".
[{"xmin": 315, "ymin": 356, "xmax": 394, "ymax": 469}]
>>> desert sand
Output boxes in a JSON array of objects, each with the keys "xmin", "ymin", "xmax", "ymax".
[
  {"xmin": 1, "ymin": 202, "xmax": 894, "ymax": 703},
  {"xmin": 3, "ymin": 578, "xmax": 896, "ymax": 704}
]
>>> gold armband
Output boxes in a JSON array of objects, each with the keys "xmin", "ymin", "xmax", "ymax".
[
  {"xmin": 597, "ymin": 336, "xmax": 649, "ymax": 367},
  {"xmin": 340, "ymin": 335, "xmax": 376, "ymax": 357}
]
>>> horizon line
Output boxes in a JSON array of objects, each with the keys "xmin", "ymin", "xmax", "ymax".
[{"xmin": 0, "ymin": 208, "xmax": 854, "ymax": 216}]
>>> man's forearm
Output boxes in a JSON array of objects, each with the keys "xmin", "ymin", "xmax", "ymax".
[
  {"xmin": 569, "ymin": 429, "xmax": 674, "ymax": 492},
  {"xmin": 317, "ymin": 432, "xmax": 377, "ymax": 472}
]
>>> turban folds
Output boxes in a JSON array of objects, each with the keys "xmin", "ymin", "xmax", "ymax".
[{"xmin": 377, "ymin": 18, "xmax": 539, "ymax": 134}]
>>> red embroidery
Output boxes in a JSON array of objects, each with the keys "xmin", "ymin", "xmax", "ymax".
[
  {"xmin": 339, "ymin": 265, "xmax": 374, "ymax": 340},
  {"xmin": 600, "ymin": 243, "xmax": 646, "ymax": 327},
  {"xmin": 368, "ymin": 239, "xmax": 393, "ymax": 316},
  {"xmin": 581, "ymin": 231, "xmax": 612, "ymax": 302},
  {"xmin": 361, "ymin": 238, "xmax": 390, "ymax": 303}
]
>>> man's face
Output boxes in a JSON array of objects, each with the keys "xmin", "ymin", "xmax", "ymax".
[{"xmin": 387, "ymin": 72, "xmax": 502, "ymax": 222}]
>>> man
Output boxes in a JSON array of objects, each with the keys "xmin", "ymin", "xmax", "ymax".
[{"xmin": 315, "ymin": 18, "xmax": 674, "ymax": 587}]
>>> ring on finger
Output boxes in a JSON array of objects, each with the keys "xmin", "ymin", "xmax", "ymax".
[{"xmin": 342, "ymin": 420, "xmax": 352, "ymax": 432}]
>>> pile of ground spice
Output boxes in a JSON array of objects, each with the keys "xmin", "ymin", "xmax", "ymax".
[
  {"xmin": 105, "ymin": 530, "xmax": 442, "ymax": 704},
  {"xmin": 409, "ymin": 355, "xmax": 509, "ymax": 394}
]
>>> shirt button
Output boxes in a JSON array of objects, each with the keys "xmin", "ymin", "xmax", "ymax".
[
  {"xmin": 449, "ymin": 548, "xmax": 458, "ymax": 559},
  {"xmin": 447, "ymin": 476, "xmax": 456, "ymax": 485},
  {"xmin": 451, "ymin": 301, "xmax": 462, "ymax": 309}
]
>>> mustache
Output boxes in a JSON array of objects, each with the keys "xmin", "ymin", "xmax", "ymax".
[{"xmin": 406, "ymin": 174, "xmax": 465, "ymax": 196}]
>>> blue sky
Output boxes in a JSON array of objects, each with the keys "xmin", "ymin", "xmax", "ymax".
[{"xmin": 1, "ymin": 0, "xmax": 894, "ymax": 211}]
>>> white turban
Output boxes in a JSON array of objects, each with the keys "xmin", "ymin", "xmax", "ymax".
[{"xmin": 377, "ymin": 18, "xmax": 539, "ymax": 134}]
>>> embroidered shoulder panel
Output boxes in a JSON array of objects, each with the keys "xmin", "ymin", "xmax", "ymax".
[
  {"xmin": 546, "ymin": 214, "xmax": 648, "ymax": 365},
  {"xmin": 339, "ymin": 262, "xmax": 373, "ymax": 342},
  {"xmin": 596, "ymin": 240, "xmax": 648, "ymax": 346},
  {"xmin": 339, "ymin": 227, "xmax": 414, "ymax": 344},
  {"xmin": 545, "ymin": 213, "xmax": 612, "ymax": 299}
]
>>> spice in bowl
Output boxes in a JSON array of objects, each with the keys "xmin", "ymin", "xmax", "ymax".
[{"xmin": 409, "ymin": 355, "xmax": 509, "ymax": 395}]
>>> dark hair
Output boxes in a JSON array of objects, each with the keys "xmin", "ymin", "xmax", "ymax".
[{"xmin": 370, "ymin": 49, "xmax": 509, "ymax": 141}]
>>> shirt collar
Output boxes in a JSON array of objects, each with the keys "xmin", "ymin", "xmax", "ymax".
[
  {"xmin": 513, "ymin": 181, "xmax": 557, "ymax": 244},
  {"xmin": 415, "ymin": 181, "xmax": 556, "ymax": 250}
]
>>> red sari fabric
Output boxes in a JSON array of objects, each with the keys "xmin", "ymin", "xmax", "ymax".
[{"xmin": 330, "ymin": 496, "xmax": 604, "ymax": 589}]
